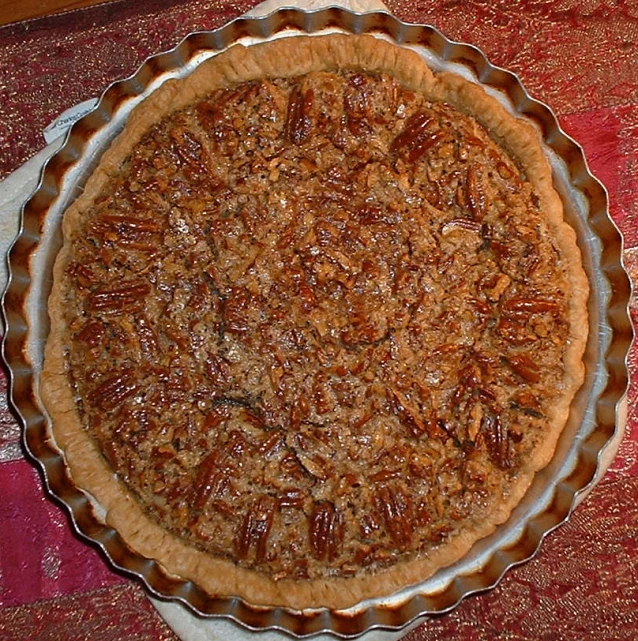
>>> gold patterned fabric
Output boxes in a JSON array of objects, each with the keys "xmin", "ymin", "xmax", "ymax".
[{"xmin": 0, "ymin": 1, "xmax": 636, "ymax": 639}]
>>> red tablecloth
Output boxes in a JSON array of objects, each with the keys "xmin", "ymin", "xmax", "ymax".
[{"xmin": 1, "ymin": 1, "xmax": 636, "ymax": 639}]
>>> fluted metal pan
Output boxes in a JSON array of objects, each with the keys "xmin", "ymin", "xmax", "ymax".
[{"xmin": 1, "ymin": 6, "xmax": 632, "ymax": 638}]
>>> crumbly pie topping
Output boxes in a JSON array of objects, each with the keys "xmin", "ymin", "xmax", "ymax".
[{"xmin": 42, "ymin": 34, "xmax": 588, "ymax": 609}]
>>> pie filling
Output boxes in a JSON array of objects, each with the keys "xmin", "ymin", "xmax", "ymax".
[{"xmin": 58, "ymin": 68, "xmax": 575, "ymax": 582}]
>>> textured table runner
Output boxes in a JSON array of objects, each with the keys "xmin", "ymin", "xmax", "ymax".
[{"xmin": 0, "ymin": 1, "xmax": 636, "ymax": 640}]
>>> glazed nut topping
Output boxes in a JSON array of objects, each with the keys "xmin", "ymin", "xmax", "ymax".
[{"xmin": 62, "ymin": 69, "xmax": 573, "ymax": 581}]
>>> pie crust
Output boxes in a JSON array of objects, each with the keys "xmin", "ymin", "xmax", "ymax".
[{"xmin": 41, "ymin": 34, "xmax": 589, "ymax": 611}]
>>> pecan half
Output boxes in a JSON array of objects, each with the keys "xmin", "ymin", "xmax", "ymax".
[
  {"xmin": 290, "ymin": 396, "xmax": 310, "ymax": 431},
  {"xmin": 506, "ymin": 352, "xmax": 541, "ymax": 384},
  {"xmin": 75, "ymin": 320, "xmax": 105, "ymax": 349},
  {"xmin": 235, "ymin": 495, "xmax": 276, "ymax": 563},
  {"xmin": 258, "ymin": 430, "xmax": 285, "ymax": 456},
  {"xmin": 191, "ymin": 452, "xmax": 229, "ymax": 510},
  {"xmin": 309, "ymin": 501, "xmax": 344, "ymax": 561},
  {"xmin": 343, "ymin": 73, "xmax": 372, "ymax": 137},
  {"xmin": 501, "ymin": 297, "xmax": 560, "ymax": 320},
  {"xmin": 370, "ymin": 468, "xmax": 402, "ymax": 483},
  {"xmin": 391, "ymin": 110, "xmax": 442, "ymax": 162},
  {"xmin": 88, "ymin": 368, "xmax": 138, "ymax": 411},
  {"xmin": 374, "ymin": 485, "xmax": 413, "ymax": 549},
  {"xmin": 170, "ymin": 126, "xmax": 204, "ymax": 168},
  {"xmin": 279, "ymin": 451, "xmax": 306, "ymax": 480},
  {"xmin": 93, "ymin": 214, "xmax": 163, "ymax": 249},
  {"xmin": 284, "ymin": 85, "xmax": 314, "ymax": 144},
  {"xmin": 85, "ymin": 280, "xmax": 151, "ymax": 314},
  {"xmin": 481, "ymin": 410, "xmax": 512, "ymax": 469},
  {"xmin": 312, "ymin": 372, "xmax": 335, "ymax": 415}
]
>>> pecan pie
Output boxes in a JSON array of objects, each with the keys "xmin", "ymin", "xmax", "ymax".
[{"xmin": 41, "ymin": 34, "xmax": 589, "ymax": 610}]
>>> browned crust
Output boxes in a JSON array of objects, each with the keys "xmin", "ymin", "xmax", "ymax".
[{"xmin": 40, "ymin": 33, "xmax": 589, "ymax": 611}]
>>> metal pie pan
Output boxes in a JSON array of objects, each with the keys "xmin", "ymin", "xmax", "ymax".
[{"xmin": 1, "ymin": 7, "xmax": 632, "ymax": 638}]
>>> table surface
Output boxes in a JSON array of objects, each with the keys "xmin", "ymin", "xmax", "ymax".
[
  {"xmin": 1, "ymin": 1, "xmax": 637, "ymax": 640},
  {"xmin": 0, "ymin": 0, "xmax": 114, "ymax": 27}
]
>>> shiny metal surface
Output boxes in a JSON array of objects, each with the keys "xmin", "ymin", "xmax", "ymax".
[{"xmin": 1, "ymin": 7, "xmax": 632, "ymax": 638}]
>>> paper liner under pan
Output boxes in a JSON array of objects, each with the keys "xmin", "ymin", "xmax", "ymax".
[{"xmin": 1, "ymin": 7, "xmax": 632, "ymax": 638}]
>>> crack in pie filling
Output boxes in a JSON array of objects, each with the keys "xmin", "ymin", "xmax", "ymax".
[{"xmin": 42, "ymin": 34, "xmax": 589, "ymax": 610}]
